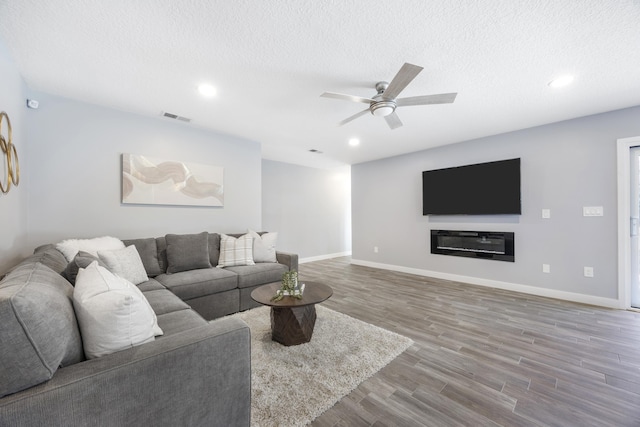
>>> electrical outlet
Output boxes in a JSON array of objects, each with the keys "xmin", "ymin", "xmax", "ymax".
[
  {"xmin": 542, "ymin": 264, "xmax": 550, "ymax": 273},
  {"xmin": 584, "ymin": 267, "xmax": 594, "ymax": 277},
  {"xmin": 542, "ymin": 209, "xmax": 551, "ymax": 219}
]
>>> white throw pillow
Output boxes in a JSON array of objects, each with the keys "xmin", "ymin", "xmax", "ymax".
[
  {"xmin": 98, "ymin": 245, "xmax": 149, "ymax": 285},
  {"xmin": 248, "ymin": 229, "xmax": 278, "ymax": 263},
  {"xmin": 56, "ymin": 236, "xmax": 125, "ymax": 262},
  {"xmin": 73, "ymin": 261, "xmax": 163, "ymax": 359},
  {"xmin": 217, "ymin": 234, "xmax": 255, "ymax": 268}
]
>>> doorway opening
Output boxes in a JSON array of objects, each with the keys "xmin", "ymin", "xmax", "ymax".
[
  {"xmin": 630, "ymin": 147, "xmax": 640, "ymax": 308},
  {"xmin": 616, "ymin": 136, "xmax": 640, "ymax": 309}
]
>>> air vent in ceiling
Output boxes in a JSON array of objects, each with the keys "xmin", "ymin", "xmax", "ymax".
[{"xmin": 161, "ymin": 111, "xmax": 191, "ymax": 123}]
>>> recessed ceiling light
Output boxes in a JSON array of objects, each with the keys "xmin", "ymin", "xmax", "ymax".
[
  {"xmin": 348, "ymin": 138, "xmax": 360, "ymax": 147},
  {"xmin": 198, "ymin": 83, "xmax": 217, "ymax": 97},
  {"xmin": 548, "ymin": 75, "xmax": 574, "ymax": 88}
]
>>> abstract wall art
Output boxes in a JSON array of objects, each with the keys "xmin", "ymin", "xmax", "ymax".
[{"xmin": 122, "ymin": 153, "xmax": 224, "ymax": 207}]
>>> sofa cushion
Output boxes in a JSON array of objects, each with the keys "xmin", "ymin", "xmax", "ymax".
[
  {"xmin": 217, "ymin": 234, "xmax": 255, "ymax": 267},
  {"xmin": 143, "ymin": 288, "xmax": 191, "ymax": 316},
  {"xmin": 165, "ymin": 232, "xmax": 211, "ymax": 274},
  {"xmin": 28, "ymin": 245, "xmax": 69, "ymax": 273},
  {"xmin": 186, "ymin": 290, "xmax": 239, "ymax": 321},
  {"xmin": 248, "ymin": 229, "xmax": 278, "ymax": 263},
  {"xmin": 137, "ymin": 278, "xmax": 166, "ymax": 292},
  {"xmin": 155, "ymin": 268, "xmax": 238, "ymax": 300},
  {"xmin": 0, "ymin": 263, "xmax": 84, "ymax": 398},
  {"xmin": 226, "ymin": 263, "xmax": 288, "ymax": 289},
  {"xmin": 98, "ymin": 245, "xmax": 149, "ymax": 285},
  {"xmin": 155, "ymin": 309, "xmax": 207, "ymax": 336},
  {"xmin": 61, "ymin": 251, "xmax": 107, "ymax": 285},
  {"xmin": 122, "ymin": 237, "xmax": 163, "ymax": 276},
  {"xmin": 73, "ymin": 262, "xmax": 163, "ymax": 359},
  {"xmin": 55, "ymin": 236, "xmax": 125, "ymax": 262}
]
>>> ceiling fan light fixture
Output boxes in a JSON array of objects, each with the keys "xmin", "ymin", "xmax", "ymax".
[{"xmin": 371, "ymin": 101, "xmax": 396, "ymax": 117}]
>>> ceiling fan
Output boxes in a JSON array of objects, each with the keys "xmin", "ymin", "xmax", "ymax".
[{"xmin": 320, "ymin": 63, "xmax": 457, "ymax": 130}]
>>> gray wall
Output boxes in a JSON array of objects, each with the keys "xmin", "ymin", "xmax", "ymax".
[
  {"xmin": 262, "ymin": 160, "xmax": 351, "ymax": 260},
  {"xmin": 352, "ymin": 106, "xmax": 640, "ymax": 305},
  {"xmin": 25, "ymin": 91, "xmax": 262, "ymax": 249},
  {"xmin": 0, "ymin": 40, "xmax": 29, "ymax": 272}
]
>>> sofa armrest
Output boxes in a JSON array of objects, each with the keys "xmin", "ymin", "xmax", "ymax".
[
  {"xmin": 0, "ymin": 317, "xmax": 251, "ymax": 427},
  {"xmin": 276, "ymin": 251, "xmax": 298, "ymax": 272}
]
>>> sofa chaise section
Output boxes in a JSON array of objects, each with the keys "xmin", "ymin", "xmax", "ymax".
[{"xmin": 0, "ymin": 316, "xmax": 251, "ymax": 427}]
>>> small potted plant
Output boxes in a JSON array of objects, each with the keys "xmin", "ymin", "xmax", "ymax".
[{"xmin": 271, "ymin": 271, "xmax": 305, "ymax": 301}]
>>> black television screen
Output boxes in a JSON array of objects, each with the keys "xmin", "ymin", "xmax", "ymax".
[{"xmin": 422, "ymin": 158, "xmax": 521, "ymax": 215}]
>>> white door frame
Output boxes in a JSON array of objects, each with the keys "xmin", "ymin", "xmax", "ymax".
[{"xmin": 617, "ymin": 136, "xmax": 640, "ymax": 309}]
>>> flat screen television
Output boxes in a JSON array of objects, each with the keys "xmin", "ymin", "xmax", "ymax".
[{"xmin": 422, "ymin": 158, "xmax": 521, "ymax": 215}]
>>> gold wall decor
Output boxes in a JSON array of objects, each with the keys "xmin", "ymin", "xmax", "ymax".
[{"xmin": 0, "ymin": 111, "xmax": 19, "ymax": 194}]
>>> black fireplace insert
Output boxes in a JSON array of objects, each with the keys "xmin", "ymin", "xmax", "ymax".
[{"xmin": 431, "ymin": 230, "xmax": 515, "ymax": 262}]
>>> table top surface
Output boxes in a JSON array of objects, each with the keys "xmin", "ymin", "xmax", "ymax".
[{"xmin": 250, "ymin": 281, "xmax": 333, "ymax": 308}]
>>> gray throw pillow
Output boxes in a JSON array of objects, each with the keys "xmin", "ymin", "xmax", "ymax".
[
  {"xmin": 61, "ymin": 251, "xmax": 107, "ymax": 285},
  {"xmin": 1, "ymin": 263, "xmax": 84, "ymax": 397},
  {"xmin": 165, "ymin": 232, "xmax": 211, "ymax": 274},
  {"xmin": 208, "ymin": 233, "xmax": 221, "ymax": 266},
  {"xmin": 122, "ymin": 237, "xmax": 162, "ymax": 277}
]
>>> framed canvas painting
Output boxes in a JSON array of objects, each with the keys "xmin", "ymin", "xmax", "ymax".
[{"xmin": 122, "ymin": 153, "xmax": 224, "ymax": 207}]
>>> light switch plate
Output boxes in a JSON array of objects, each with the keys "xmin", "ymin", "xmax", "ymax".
[{"xmin": 583, "ymin": 206, "xmax": 603, "ymax": 217}]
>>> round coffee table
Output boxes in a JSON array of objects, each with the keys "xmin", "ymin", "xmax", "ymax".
[{"xmin": 250, "ymin": 281, "xmax": 333, "ymax": 346}]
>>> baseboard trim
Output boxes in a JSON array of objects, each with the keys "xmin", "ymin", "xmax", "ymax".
[
  {"xmin": 350, "ymin": 259, "xmax": 623, "ymax": 309},
  {"xmin": 300, "ymin": 252, "xmax": 352, "ymax": 264}
]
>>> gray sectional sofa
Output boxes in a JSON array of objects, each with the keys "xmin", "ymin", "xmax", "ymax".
[{"xmin": 0, "ymin": 231, "xmax": 298, "ymax": 426}]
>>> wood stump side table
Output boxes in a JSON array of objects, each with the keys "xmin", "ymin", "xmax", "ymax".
[{"xmin": 250, "ymin": 281, "xmax": 333, "ymax": 346}]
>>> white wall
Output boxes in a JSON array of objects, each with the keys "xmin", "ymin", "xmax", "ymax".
[
  {"xmin": 25, "ymin": 91, "xmax": 263, "ymax": 248},
  {"xmin": 0, "ymin": 40, "xmax": 29, "ymax": 273},
  {"xmin": 262, "ymin": 160, "xmax": 351, "ymax": 260},
  {"xmin": 351, "ymin": 106, "xmax": 640, "ymax": 307}
]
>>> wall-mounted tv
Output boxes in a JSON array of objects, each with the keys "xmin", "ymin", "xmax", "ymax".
[{"xmin": 422, "ymin": 158, "xmax": 521, "ymax": 215}]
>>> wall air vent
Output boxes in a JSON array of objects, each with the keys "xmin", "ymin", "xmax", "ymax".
[{"xmin": 161, "ymin": 111, "xmax": 191, "ymax": 123}]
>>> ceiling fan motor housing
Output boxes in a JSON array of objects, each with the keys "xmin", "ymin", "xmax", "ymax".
[{"xmin": 371, "ymin": 81, "xmax": 396, "ymax": 117}]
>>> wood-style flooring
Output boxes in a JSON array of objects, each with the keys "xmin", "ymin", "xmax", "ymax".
[{"xmin": 299, "ymin": 257, "xmax": 640, "ymax": 427}]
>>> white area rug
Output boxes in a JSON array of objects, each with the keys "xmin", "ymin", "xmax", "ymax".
[{"xmin": 233, "ymin": 305, "xmax": 414, "ymax": 427}]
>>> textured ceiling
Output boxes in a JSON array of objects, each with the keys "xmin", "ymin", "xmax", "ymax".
[{"xmin": 1, "ymin": 0, "xmax": 639, "ymax": 169}]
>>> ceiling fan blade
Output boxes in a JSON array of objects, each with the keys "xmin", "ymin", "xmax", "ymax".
[
  {"xmin": 396, "ymin": 93, "xmax": 457, "ymax": 107},
  {"xmin": 384, "ymin": 112, "xmax": 403, "ymax": 130},
  {"xmin": 338, "ymin": 108, "xmax": 370, "ymax": 126},
  {"xmin": 382, "ymin": 63, "xmax": 424, "ymax": 100},
  {"xmin": 321, "ymin": 92, "xmax": 374, "ymax": 105}
]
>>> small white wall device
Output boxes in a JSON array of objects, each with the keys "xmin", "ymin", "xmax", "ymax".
[{"xmin": 26, "ymin": 99, "xmax": 39, "ymax": 109}]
